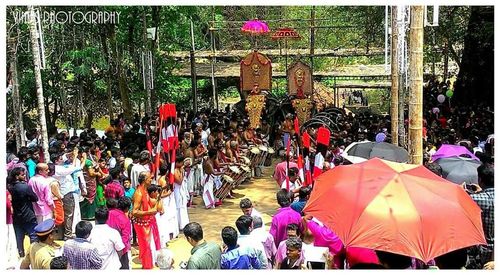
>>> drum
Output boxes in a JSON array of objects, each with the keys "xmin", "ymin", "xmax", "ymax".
[
  {"xmin": 241, "ymin": 156, "xmax": 251, "ymax": 165},
  {"xmin": 239, "ymin": 165, "xmax": 251, "ymax": 184},
  {"xmin": 240, "ymin": 165, "xmax": 251, "ymax": 173},
  {"xmin": 249, "ymin": 146, "xmax": 261, "ymax": 167},
  {"xmin": 229, "ymin": 165, "xmax": 242, "ymax": 175},
  {"xmin": 215, "ymin": 175, "xmax": 235, "ymax": 199},
  {"xmin": 228, "ymin": 165, "xmax": 244, "ymax": 185},
  {"xmin": 258, "ymin": 145, "xmax": 268, "ymax": 166},
  {"xmin": 265, "ymin": 147, "xmax": 275, "ymax": 166}
]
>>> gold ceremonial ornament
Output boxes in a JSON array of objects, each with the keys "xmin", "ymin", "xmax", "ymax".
[
  {"xmin": 245, "ymin": 94, "xmax": 266, "ymax": 129},
  {"xmin": 292, "ymin": 98, "xmax": 313, "ymax": 125}
]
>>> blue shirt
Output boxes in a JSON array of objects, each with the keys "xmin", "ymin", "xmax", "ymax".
[
  {"xmin": 124, "ymin": 187, "xmax": 135, "ymax": 211},
  {"xmin": 290, "ymin": 199, "xmax": 307, "ymax": 215},
  {"xmin": 26, "ymin": 159, "xmax": 36, "ymax": 178},
  {"xmin": 124, "ymin": 187, "xmax": 135, "ymax": 199},
  {"xmin": 220, "ymin": 245, "xmax": 262, "ymax": 270}
]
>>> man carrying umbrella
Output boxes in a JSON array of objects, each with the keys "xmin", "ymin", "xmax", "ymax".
[{"xmin": 466, "ymin": 164, "xmax": 494, "ymax": 269}]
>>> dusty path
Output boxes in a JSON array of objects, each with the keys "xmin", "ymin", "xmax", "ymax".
[{"xmin": 131, "ymin": 163, "xmax": 280, "ymax": 269}]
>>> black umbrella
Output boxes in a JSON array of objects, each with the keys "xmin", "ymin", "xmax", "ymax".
[
  {"xmin": 342, "ymin": 141, "xmax": 409, "ymax": 163},
  {"xmin": 435, "ymin": 156, "xmax": 481, "ymax": 184}
]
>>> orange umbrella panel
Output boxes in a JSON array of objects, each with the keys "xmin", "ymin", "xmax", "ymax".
[{"xmin": 303, "ymin": 158, "xmax": 486, "ymax": 262}]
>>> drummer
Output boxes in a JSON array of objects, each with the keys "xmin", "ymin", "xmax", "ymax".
[
  {"xmin": 260, "ymin": 121, "xmax": 271, "ymax": 144},
  {"xmin": 215, "ymin": 139, "xmax": 233, "ymax": 167},
  {"xmin": 282, "ymin": 113, "xmax": 295, "ymax": 147},
  {"xmin": 212, "ymin": 141, "xmax": 238, "ymax": 200},
  {"xmin": 226, "ymin": 140, "xmax": 241, "ymax": 164},
  {"xmin": 243, "ymin": 125, "xmax": 262, "ymax": 146},
  {"xmin": 225, "ymin": 129, "xmax": 242, "ymax": 155}
]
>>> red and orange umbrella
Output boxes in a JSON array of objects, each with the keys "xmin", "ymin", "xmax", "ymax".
[{"xmin": 303, "ymin": 158, "xmax": 486, "ymax": 262}]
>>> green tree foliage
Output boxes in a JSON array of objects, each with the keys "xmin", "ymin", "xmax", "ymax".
[{"xmin": 6, "ymin": 5, "xmax": 492, "ymax": 130}]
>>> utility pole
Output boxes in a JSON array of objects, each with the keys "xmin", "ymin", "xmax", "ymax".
[
  {"xmin": 408, "ymin": 6, "xmax": 424, "ymax": 164},
  {"xmin": 390, "ymin": 6, "xmax": 399, "ymax": 146},
  {"xmin": 190, "ymin": 19, "xmax": 198, "ymax": 113},
  {"xmin": 210, "ymin": 6, "xmax": 217, "ymax": 110},
  {"xmin": 28, "ymin": 6, "xmax": 49, "ymax": 162},
  {"xmin": 309, "ymin": 6, "xmax": 315, "ymax": 72}
]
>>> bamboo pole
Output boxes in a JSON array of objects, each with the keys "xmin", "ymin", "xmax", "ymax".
[
  {"xmin": 28, "ymin": 6, "xmax": 50, "ymax": 162},
  {"xmin": 190, "ymin": 19, "xmax": 198, "ymax": 113},
  {"xmin": 210, "ymin": 7, "xmax": 217, "ymax": 110},
  {"xmin": 409, "ymin": 6, "xmax": 424, "ymax": 164},
  {"xmin": 310, "ymin": 6, "xmax": 315, "ymax": 71},
  {"xmin": 390, "ymin": 6, "xmax": 399, "ymax": 146},
  {"xmin": 398, "ymin": 7, "xmax": 407, "ymax": 149}
]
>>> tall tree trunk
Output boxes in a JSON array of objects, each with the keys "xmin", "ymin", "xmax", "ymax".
[
  {"xmin": 408, "ymin": 6, "xmax": 424, "ymax": 165},
  {"xmin": 142, "ymin": 8, "xmax": 152, "ymax": 116},
  {"xmin": 28, "ymin": 6, "xmax": 49, "ymax": 161},
  {"xmin": 85, "ymin": 112, "xmax": 94, "ymax": 129},
  {"xmin": 390, "ymin": 6, "xmax": 399, "ymax": 146},
  {"xmin": 151, "ymin": 6, "xmax": 161, "ymax": 109},
  {"xmin": 442, "ymin": 37, "xmax": 449, "ymax": 82},
  {"xmin": 8, "ymin": 36, "xmax": 26, "ymax": 149},
  {"xmin": 454, "ymin": 6, "xmax": 494, "ymax": 107},
  {"xmin": 109, "ymin": 25, "xmax": 133, "ymax": 120},
  {"xmin": 100, "ymin": 26, "xmax": 114, "ymax": 121}
]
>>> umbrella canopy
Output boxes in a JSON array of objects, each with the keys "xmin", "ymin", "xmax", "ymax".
[
  {"xmin": 431, "ymin": 144, "xmax": 479, "ymax": 162},
  {"xmin": 241, "ymin": 19, "xmax": 270, "ymax": 35},
  {"xmin": 342, "ymin": 141, "xmax": 409, "ymax": 164},
  {"xmin": 435, "ymin": 156, "xmax": 481, "ymax": 184},
  {"xmin": 303, "ymin": 158, "xmax": 486, "ymax": 262}
]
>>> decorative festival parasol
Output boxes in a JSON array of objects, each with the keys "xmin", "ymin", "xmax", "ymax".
[
  {"xmin": 271, "ymin": 27, "xmax": 301, "ymax": 71},
  {"xmin": 241, "ymin": 19, "xmax": 270, "ymax": 48}
]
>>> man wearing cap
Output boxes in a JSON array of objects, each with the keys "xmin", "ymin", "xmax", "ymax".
[{"xmin": 20, "ymin": 219, "xmax": 61, "ymax": 269}]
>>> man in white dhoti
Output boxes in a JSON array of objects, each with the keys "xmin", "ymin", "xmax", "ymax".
[
  {"xmin": 202, "ymin": 149, "xmax": 223, "ymax": 209},
  {"xmin": 156, "ymin": 164, "xmax": 179, "ymax": 246},
  {"xmin": 174, "ymin": 157, "xmax": 191, "ymax": 230}
]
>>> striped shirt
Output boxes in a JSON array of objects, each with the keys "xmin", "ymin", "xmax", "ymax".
[{"xmin": 63, "ymin": 238, "xmax": 103, "ymax": 269}]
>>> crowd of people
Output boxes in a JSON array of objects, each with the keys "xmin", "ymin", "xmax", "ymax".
[{"xmin": 5, "ymin": 77, "xmax": 494, "ymax": 270}]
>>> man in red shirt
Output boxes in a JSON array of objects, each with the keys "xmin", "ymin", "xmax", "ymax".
[{"xmin": 104, "ymin": 168, "xmax": 125, "ymax": 200}]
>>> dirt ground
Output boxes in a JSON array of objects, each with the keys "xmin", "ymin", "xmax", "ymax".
[
  {"xmin": 17, "ymin": 163, "xmax": 280, "ymax": 270},
  {"xmin": 130, "ymin": 163, "xmax": 280, "ymax": 269}
]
